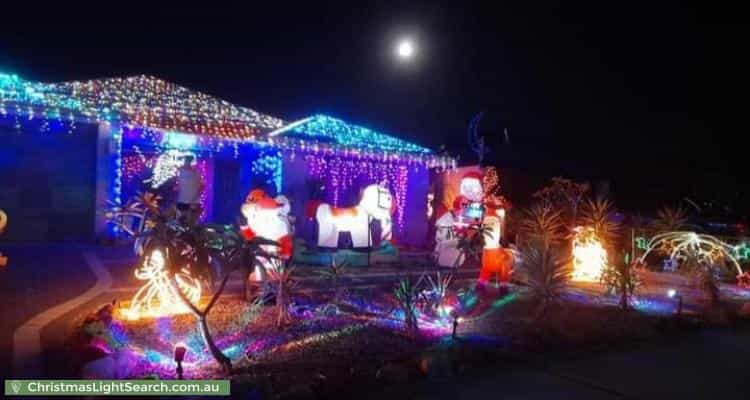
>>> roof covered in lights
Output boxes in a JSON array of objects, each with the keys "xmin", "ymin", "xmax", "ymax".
[
  {"xmin": 0, "ymin": 72, "xmax": 285, "ymax": 139},
  {"xmin": 1, "ymin": 72, "xmax": 444, "ymax": 161},
  {"xmin": 269, "ymin": 114, "xmax": 432, "ymax": 154}
]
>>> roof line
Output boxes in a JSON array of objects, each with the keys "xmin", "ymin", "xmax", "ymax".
[{"xmin": 268, "ymin": 116, "xmax": 314, "ymax": 137}]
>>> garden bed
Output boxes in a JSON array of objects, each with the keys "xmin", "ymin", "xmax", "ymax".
[{"xmin": 64, "ymin": 274, "xmax": 750, "ymax": 398}]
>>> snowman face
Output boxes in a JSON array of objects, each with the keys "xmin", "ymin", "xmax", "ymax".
[{"xmin": 460, "ymin": 177, "xmax": 483, "ymax": 202}]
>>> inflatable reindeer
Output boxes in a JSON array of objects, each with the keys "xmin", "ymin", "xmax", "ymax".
[{"xmin": 310, "ymin": 184, "xmax": 394, "ymax": 248}]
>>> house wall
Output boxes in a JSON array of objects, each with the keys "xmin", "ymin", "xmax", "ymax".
[
  {"xmin": 0, "ymin": 119, "xmax": 98, "ymax": 241},
  {"xmin": 280, "ymin": 156, "xmax": 430, "ymax": 249}
]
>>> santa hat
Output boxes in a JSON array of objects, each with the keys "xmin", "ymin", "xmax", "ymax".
[
  {"xmin": 462, "ymin": 171, "xmax": 483, "ymax": 181},
  {"xmin": 245, "ymin": 189, "xmax": 282, "ymax": 209}
]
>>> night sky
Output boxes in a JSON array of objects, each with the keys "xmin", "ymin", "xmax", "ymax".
[{"xmin": 1, "ymin": 1, "xmax": 746, "ymax": 216}]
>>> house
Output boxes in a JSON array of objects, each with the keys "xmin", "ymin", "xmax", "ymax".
[{"xmin": 0, "ymin": 73, "xmax": 455, "ymax": 247}]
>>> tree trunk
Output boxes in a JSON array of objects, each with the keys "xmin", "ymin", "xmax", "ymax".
[
  {"xmin": 169, "ymin": 267, "xmax": 234, "ymax": 372},
  {"xmin": 276, "ymin": 280, "xmax": 286, "ymax": 327},
  {"xmin": 199, "ymin": 314, "xmax": 232, "ymax": 372}
]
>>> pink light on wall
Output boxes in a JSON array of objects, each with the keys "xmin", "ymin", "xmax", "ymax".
[{"xmin": 304, "ymin": 155, "xmax": 410, "ymax": 230}]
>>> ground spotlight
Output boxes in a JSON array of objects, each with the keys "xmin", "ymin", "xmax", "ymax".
[{"xmin": 174, "ymin": 343, "xmax": 187, "ymax": 379}]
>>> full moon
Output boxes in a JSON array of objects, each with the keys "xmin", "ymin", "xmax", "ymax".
[{"xmin": 396, "ymin": 40, "xmax": 415, "ymax": 59}]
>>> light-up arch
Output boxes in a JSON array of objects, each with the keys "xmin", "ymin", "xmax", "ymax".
[{"xmin": 637, "ymin": 231, "xmax": 743, "ymax": 277}]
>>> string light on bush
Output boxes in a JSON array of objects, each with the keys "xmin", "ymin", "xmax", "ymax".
[{"xmin": 571, "ymin": 226, "xmax": 608, "ymax": 282}]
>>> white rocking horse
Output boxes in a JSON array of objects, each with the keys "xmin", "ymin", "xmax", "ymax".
[{"xmin": 311, "ymin": 184, "xmax": 394, "ymax": 248}]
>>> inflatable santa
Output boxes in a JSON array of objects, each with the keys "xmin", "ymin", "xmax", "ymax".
[
  {"xmin": 435, "ymin": 169, "xmax": 512, "ymax": 285},
  {"xmin": 434, "ymin": 171, "xmax": 485, "ymax": 267},
  {"xmin": 240, "ymin": 189, "xmax": 293, "ymax": 282}
]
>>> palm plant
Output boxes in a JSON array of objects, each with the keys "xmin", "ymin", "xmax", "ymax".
[
  {"xmin": 318, "ymin": 258, "xmax": 349, "ymax": 304},
  {"xmin": 421, "ymin": 271, "xmax": 453, "ymax": 314},
  {"xmin": 266, "ymin": 260, "xmax": 297, "ymax": 327},
  {"xmin": 518, "ymin": 204, "xmax": 566, "ymax": 248},
  {"xmin": 516, "ymin": 243, "xmax": 571, "ymax": 317},
  {"xmin": 653, "ymin": 206, "xmax": 689, "ymax": 233},
  {"xmin": 454, "ymin": 223, "xmax": 494, "ymax": 268},
  {"xmin": 394, "ymin": 276, "xmax": 424, "ymax": 336},
  {"xmin": 579, "ymin": 197, "xmax": 620, "ymax": 247}
]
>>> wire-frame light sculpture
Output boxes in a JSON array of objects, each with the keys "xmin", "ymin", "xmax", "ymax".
[
  {"xmin": 121, "ymin": 248, "xmax": 202, "ymax": 320},
  {"xmin": 637, "ymin": 231, "xmax": 747, "ymax": 287}
]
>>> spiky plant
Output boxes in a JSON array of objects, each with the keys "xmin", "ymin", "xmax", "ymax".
[
  {"xmin": 422, "ymin": 271, "xmax": 453, "ymax": 313},
  {"xmin": 519, "ymin": 204, "xmax": 566, "ymax": 248},
  {"xmin": 455, "ymin": 223, "xmax": 494, "ymax": 267},
  {"xmin": 318, "ymin": 258, "xmax": 349, "ymax": 304},
  {"xmin": 579, "ymin": 197, "xmax": 620, "ymax": 247},
  {"xmin": 516, "ymin": 243, "xmax": 571, "ymax": 317},
  {"xmin": 394, "ymin": 276, "xmax": 424, "ymax": 336},
  {"xmin": 266, "ymin": 260, "xmax": 297, "ymax": 327},
  {"xmin": 653, "ymin": 206, "xmax": 689, "ymax": 233}
]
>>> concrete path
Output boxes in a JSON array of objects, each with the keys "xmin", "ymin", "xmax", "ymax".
[{"xmin": 12, "ymin": 252, "xmax": 111, "ymax": 377}]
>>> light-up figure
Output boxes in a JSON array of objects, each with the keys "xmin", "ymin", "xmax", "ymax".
[
  {"xmin": 240, "ymin": 189, "xmax": 293, "ymax": 281},
  {"xmin": 638, "ymin": 231, "xmax": 745, "ymax": 286},
  {"xmin": 310, "ymin": 184, "xmax": 394, "ymax": 248},
  {"xmin": 122, "ymin": 249, "xmax": 202, "ymax": 320},
  {"xmin": 146, "ymin": 149, "xmax": 197, "ymax": 189}
]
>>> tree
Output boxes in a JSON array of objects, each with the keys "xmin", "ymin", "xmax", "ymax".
[
  {"xmin": 518, "ymin": 204, "xmax": 566, "ymax": 249},
  {"xmin": 579, "ymin": 197, "xmax": 620, "ymax": 251},
  {"xmin": 124, "ymin": 198, "xmax": 277, "ymax": 372},
  {"xmin": 170, "ymin": 227, "xmax": 278, "ymax": 373},
  {"xmin": 653, "ymin": 206, "xmax": 689, "ymax": 233},
  {"xmin": 533, "ymin": 177, "xmax": 590, "ymax": 227}
]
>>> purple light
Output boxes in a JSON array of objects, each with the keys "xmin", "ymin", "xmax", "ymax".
[{"xmin": 304, "ymin": 154, "xmax": 410, "ymax": 231}]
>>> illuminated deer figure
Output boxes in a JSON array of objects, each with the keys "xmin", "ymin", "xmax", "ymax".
[{"xmin": 311, "ymin": 184, "xmax": 394, "ymax": 248}]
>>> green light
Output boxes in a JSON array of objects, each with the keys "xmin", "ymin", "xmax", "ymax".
[{"xmin": 290, "ymin": 114, "xmax": 432, "ymax": 154}]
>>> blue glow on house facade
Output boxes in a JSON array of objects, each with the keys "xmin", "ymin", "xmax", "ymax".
[{"xmin": 1, "ymin": 73, "xmax": 456, "ymax": 244}]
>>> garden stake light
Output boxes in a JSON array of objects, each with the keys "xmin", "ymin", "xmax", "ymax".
[{"xmin": 174, "ymin": 343, "xmax": 187, "ymax": 380}]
